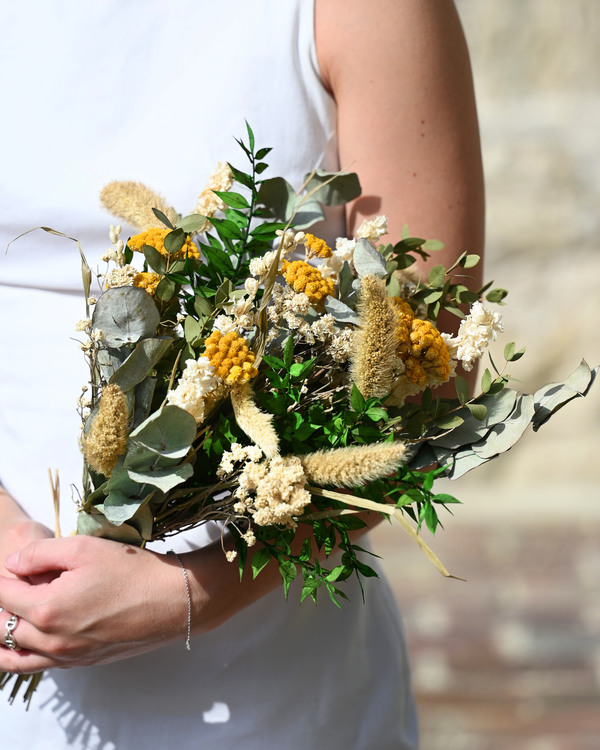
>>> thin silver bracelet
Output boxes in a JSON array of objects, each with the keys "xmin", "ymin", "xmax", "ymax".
[{"xmin": 169, "ymin": 550, "xmax": 192, "ymax": 651}]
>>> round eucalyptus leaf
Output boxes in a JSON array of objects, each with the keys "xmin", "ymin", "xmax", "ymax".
[{"xmin": 93, "ymin": 287, "xmax": 160, "ymax": 346}]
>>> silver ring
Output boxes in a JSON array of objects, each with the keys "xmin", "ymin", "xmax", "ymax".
[{"xmin": 4, "ymin": 613, "xmax": 20, "ymax": 651}]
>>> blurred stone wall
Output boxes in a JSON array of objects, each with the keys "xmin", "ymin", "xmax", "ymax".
[{"xmin": 448, "ymin": 1, "xmax": 600, "ymax": 508}]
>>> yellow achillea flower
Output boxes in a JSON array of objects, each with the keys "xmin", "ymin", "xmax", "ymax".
[
  {"xmin": 390, "ymin": 297, "xmax": 450, "ymax": 386},
  {"xmin": 281, "ymin": 259, "xmax": 335, "ymax": 306},
  {"xmin": 133, "ymin": 271, "xmax": 162, "ymax": 296},
  {"xmin": 128, "ymin": 228, "xmax": 200, "ymax": 260},
  {"xmin": 202, "ymin": 330, "xmax": 258, "ymax": 386},
  {"xmin": 304, "ymin": 233, "xmax": 332, "ymax": 259}
]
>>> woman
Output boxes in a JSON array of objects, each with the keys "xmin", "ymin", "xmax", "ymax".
[{"xmin": 0, "ymin": 1, "xmax": 483, "ymax": 747}]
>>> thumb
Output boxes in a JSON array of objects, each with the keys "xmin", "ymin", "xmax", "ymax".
[{"xmin": 5, "ymin": 537, "xmax": 70, "ymax": 577}]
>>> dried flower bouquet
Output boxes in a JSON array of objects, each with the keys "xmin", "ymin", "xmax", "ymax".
[{"xmin": 2, "ymin": 124, "xmax": 597, "ymax": 705}]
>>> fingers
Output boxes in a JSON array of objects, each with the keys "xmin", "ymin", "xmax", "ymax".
[{"xmin": 4, "ymin": 536, "xmax": 73, "ymax": 577}]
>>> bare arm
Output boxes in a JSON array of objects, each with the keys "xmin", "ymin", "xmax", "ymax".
[{"xmin": 317, "ymin": 0, "xmax": 485, "ymax": 339}]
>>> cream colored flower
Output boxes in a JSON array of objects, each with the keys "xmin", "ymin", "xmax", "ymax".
[
  {"xmin": 356, "ymin": 215, "xmax": 388, "ymax": 243},
  {"xmin": 166, "ymin": 357, "xmax": 218, "ymax": 423},
  {"xmin": 442, "ymin": 301, "xmax": 503, "ymax": 371}
]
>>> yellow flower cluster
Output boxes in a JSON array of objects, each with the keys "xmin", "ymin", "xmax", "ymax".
[
  {"xmin": 281, "ymin": 259, "xmax": 335, "ymax": 306},
  {"xmin": 304, "ymin": 233, "xmax": 332, "ymax": 259},
  {"xmin": 128, "ymin": 228, "xmax": 200, "ymax": 260},
  {"xmin": 390, "ymin": 297, "xmax": 450, "ymax": 386},
  {"xmin": 133, "ymin": 271, "xmax": 162, "ymax": 296},
  {"xmin": 202, "ymin": 330, "xmax": 258, "ymax": 386}
]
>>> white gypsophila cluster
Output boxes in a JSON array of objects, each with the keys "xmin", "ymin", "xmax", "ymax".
[
  {"xmin": 213, "ymin": 315, "xmax": 238, "ymax": 335},
  {"xmin": 103, "ymin": 264, "xmax": 137, "ymax": 289},
  {"xmin": 234, "ymin": 456, "xmax": 311, "ymax": 529},
  {"xmin": 322, "ymin": 236, "xmax": 357, "ymax": 279},
  {"xmin": 217, "ymin": 442, "xmax": 263, "ymax": 479},
  {"xmin": 76, "ymin": 318, "xmax": 92, "ymax": 332},
  {"xmin": 275, "ymin": 229, "xmax": 305, "ymax": 256},
  {"xmin": 244, "ymin": 277, "xmax": 260, "ymax": 298},
  {"xmin": 227, "ymin": 297, "xmax": 255, "ymax": 330},
  {"xmin": 166, "ymin": 357, "xmax": 218, "ymax": 423},
  {"xmin": 442, "ymin": 301, "xmax": 504, "ymax": 372},
  {"xmin": 249, "ymin": 249, "xmax": 282, "ymax": 281},
  {"xmin": 328, "ymin": 328, "xmax": 357, "ymax": 363},
  {"xmin": 356, "ymin": 214, "xmax": 388, "ymax": 243}
]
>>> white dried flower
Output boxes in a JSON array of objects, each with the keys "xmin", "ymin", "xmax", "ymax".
[
  {"xmin": 225, "ymin": 550, "xmax": 238, "ymax": 563},
  {"xmin": 104, "ymin": 265, "xmax": 137, "ymax": 289},
  {"xmin": 213, "ymin": 315, "xmax": 237, "ymax": 335},
  {"xmin": 87, "ymin": 297, "xmax": 97, "ymax": 306},
  {"xmin": 442, "ymin": 301, "xmax": 503, "ymax": 371},
  {"xmin": 356, "ymin": 215, "xmax": 388, "ymax": 243},
  {"xmin": 76, "ymin": 318, "xmax": 92, "ymax": 332},
  {"xmin": 166, "ymin": 357, "xmax": 218, "ymax": 423},
  {"xmin": 244, "ymin": 277, "xmax": 260, "ymax": 298}
]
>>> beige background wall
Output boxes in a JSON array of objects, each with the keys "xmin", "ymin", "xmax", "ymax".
[
  {"xmin": 373, "ymin": 4, "xmax": 600, "ymax": 746},
  {"xmin": 444, "ymin": 0, "xmax": 600, "ymax": 512}
]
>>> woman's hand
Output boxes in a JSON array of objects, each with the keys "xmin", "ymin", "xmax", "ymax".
[
  {"xmin": 0, "ymin": 518, "xmax": 53, "ymax": 581},
  {"xmin": 0, "ymin": 535, "xmax": 188, "ymax": 674}
]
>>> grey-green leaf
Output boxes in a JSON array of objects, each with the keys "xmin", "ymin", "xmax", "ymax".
[
  {"xmin": 110, "ymin": 338, "xmax": 173, "ymax": 392},
  {"xmin": 93, "ymin": 287, "xmax": 160, "ymax": 346},
  {"xmin": 532, "ymin": 360, "xmax": 598, "ymax": 431},
  {"xmin": 127, "ymin": 463, "xmax": 193, "ymax": 493},
  {"xmin": 353, "ymin": 238, "xmax": 387, "ymax": 278},
  {"xmin": 324, "ymin": 296, "xmax": 359, "ymax": 324}
]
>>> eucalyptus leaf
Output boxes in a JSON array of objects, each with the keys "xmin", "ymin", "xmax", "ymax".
[
  {"xmin": 143, "ymin": 244, "xmax": 167, "ymax": 275},
  {"xmin": 324, "ymin": 296, "xmax": 359, "ymax": 324},
  {"xmin": 93, "ymin": 287, "xmax": 160, "ymax": 346},
  {"xmin": 353, "ymin": 238, "xmax": 387, "ymax": 278},
  {"xmin": 532, "ymin": 361, "xmax": 598, "ymax": 431},
  {"xmin": 444, "ymin": 447, "xmax": 490, "ymax": 479},
  {"xmin": 127, "ymin": 463, "xmax": 193, "ymax": 492},
  {"xmin": 96, "ymin": 346, "xmax": 129, "ymax": 382},
  {"xmin": 124, "ymin": 405, "xmax": 197, "ymax": 470},
  {"xmin": 177, "ymin": 213, "xmax": 209, "ymax": 233},
  {"xmin": 303, "ymin": 169, "xmax": 361, "ymax": 206},
  {"xmin": 103, "ymin": 490, "xmax": 152, "ymax": 525},
  {"xmin": 109, "ymin": 338, "xmax": 172, "ymax": 392},
  {"xmin": 257, "ymin": 176, "xmax": 296, "ymax": 221},
  {"xmin": 427, "ymin": 264, "xmax": 446, "ymax": 287},
  {"xmin": 76, "ymin": 510, "xmax": 144, "ymax": 544},
  {"xmin": 164, "ymin": 228, "xmax": 186, "ymax": 255},
  {"xmin": 472, "ymin": 394, "xmax": 535, "ymax": 459}
]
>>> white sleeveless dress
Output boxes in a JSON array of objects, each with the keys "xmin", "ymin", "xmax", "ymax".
[{"xmin": 0, "ymin": 2, "xmax": 418, "ymax": 747}]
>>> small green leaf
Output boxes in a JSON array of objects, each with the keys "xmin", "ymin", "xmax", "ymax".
[
  {"xmin": 212, "ymin": 191, "xmax": 250, "ymax": 209},
  {"xmin": 486, "ymin": 288, "xmax": 508, "ymax": 304},
  {"xmin": 152, "ymin": 207, "xmax": 174, "ymax": 229},
  {"xmin": 481, "ymin": 368, "xmax": 492, "ymax": 393},
  {"xmin": 454, "ymin": 375, "xmax": 469, "ymax": 405},
  {"xmin": 164, "ymin": 228, "xmax": 186, "ymax": 255},
  {"xmin": 427, "ymin": 264, "xmax": 446, "ymax": 287},
  {"xmin": 350, "ymin": 384, "xmax": 366, "ymax": 412},
  {"xmin": 177, "ymin": 214, "xmax": 208, "ymax": 233},
  {"xmin": 251, "ymin": 547, "xmax": 271, "ymax": 579},
  {"xmin": 467, "ymin": 403, "xmax": 488, "ymax": 421},
  {"xmin": 460, "ymin": 254, "xmax": 480, "ymax": 269},
  {"xmin": 434, "ymin": 415, "xmax": 464, "ymax": 430},
  {"xmin": 283, "ymin": 335, "xmax": 294, "ymax": 369},
  {"xmin": 504, "ymin": 342, "xmax": 516, "ymax": 361}
]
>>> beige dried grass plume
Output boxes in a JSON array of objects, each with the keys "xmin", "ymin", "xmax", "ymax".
[
  {"xmin": 82, "ymin": 384, "xmax": 129, "ymax": 477},
  {"xmin": 100, "ymin": 181, "xmax": 179, "ymax": 230},
  {"xmin": 350, "ymin": 274, "xmax": 401, "ymax": 399},
  {"xmin": 301, "ymin": 441, "xmax": 406, "ymax": 488},
  {"xmin": 230, "ymin": 382, "xmax": 279, "ymax": 458}
]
